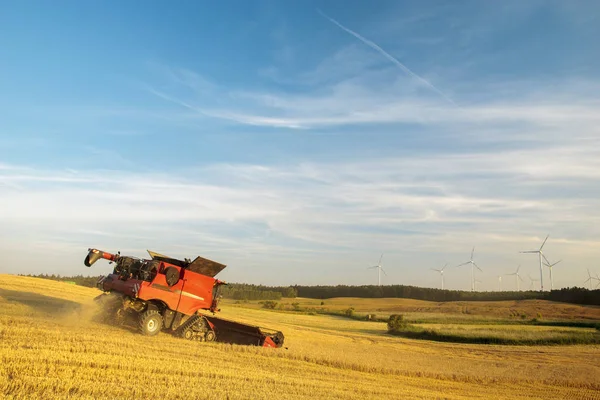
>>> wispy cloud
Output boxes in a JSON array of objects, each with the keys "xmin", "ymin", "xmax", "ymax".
[
  {"xmin": 317, "ymin": 8, "xmax": 457, "ymax": 106},
  {"xmin": 146, "ymin": 65, "xmax": 600, "ymax": 137}
]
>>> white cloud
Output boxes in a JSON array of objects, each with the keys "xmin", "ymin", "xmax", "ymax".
[{"xmin": 1, "ymin": 138, "xmax": 600, "ymax": 287}]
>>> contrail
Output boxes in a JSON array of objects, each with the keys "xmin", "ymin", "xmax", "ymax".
[{"xmin": 317, "ymin": 9, "xmax": 456, "ymax": 106}]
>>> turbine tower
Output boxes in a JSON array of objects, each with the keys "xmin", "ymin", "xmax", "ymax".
[
  {"xmin": 543, "ymin": 258, "xmax": 561, "ymax": 291},
  {"xmin": 455, "ymin": 247, "xmax": 481, "ymax": 292},
  {"xmin": 431, "ymin": 263, "xmax": 447, "ymax": 290},
  {"xmin": 506, "ymin": 265, "xmax": 523, "ymax": 291},
  {"xmin": 520, "ymin": 234, "xmax": 549, "ymax": 291},
  {"xmin": 528, "ymin": 273, "xmax": 539, "ymax": 290},
  {"xmin": 497, "ymin": 275, "xmax": 502, "ymax": 291},
  {"xmin": 368, "ymin": 254, "xmax": 387, "ymax": 286}
]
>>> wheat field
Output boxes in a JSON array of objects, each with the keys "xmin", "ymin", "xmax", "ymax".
[
  {"xmin": 239, "ymin": 296, "xmax": 600, "ymax": 321},
  {"xmin": 1, "ymin": 275, "xmax": 600, "ymax": 399}
]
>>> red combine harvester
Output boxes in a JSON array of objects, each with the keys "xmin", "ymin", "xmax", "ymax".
[{"xmin": 84, "ymin": 248, "xmax": 284, "ymax": 348}]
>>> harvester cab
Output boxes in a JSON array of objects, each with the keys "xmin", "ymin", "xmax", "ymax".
[{"xmin": 85, "ymin": 248, "xmax": 284, "ymax": 348}]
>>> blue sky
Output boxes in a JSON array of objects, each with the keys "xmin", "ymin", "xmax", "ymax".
[{"xmin": 1, "ymin": 1, "xmax": 599, "ymax": 291}]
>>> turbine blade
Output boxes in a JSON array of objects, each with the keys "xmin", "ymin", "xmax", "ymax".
[
  {"xmin": 516, "ymin": 264, "xmax": 521, "ymax": 273},
  {"xmin": 455, "ymin": 262, "xmax": 469, "ymax": 268},
  {"xmin": 540, "ymin": 234, "xmax": 549, "ymax": 250},
  {"xmin": 473, "ymin": 262, "xmax": 482, "ymax": 272},
  {"xmin": 518, "ymin": 275, "xmax": 524, "ymax": 282},
  {"xmin": 381, "ymin": 268, "xmax": 388, "ymax": 276},
  {"xmin": 378, "ymin": 253, "xmax": 384, "ymax": 265},
  {"xmin": 470, "ymin": 247, "xmax": 475, "ymax": 261},
  {"xmin": 546, "ymin": 260, "xmax": 561, "ymax": 267},
  {"xmin": 542, "ymin": 253, "xmax": 550, "ymax": 266},
  {"xmin": 520, "ymin": 250, "xmax": 538, "ymax": 254}
]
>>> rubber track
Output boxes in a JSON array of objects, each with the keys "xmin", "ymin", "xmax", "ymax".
[{"xmin": 175, "ymin": 314, "xmax": 205, "ymax": 338}]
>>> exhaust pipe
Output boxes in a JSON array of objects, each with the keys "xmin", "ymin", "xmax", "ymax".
[{"xmin": 85, "ymin": 248, "xmax": 118, "ymax": 267}]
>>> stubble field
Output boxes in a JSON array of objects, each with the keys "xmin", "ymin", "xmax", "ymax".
[{"xmin": 1, "ymin": 274, "xmax": 600, "ymax": 399}]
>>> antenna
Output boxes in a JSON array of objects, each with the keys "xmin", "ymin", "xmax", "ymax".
[
  {"xmin": 367, "ymin": 253, "xmax": 387, "ymax": 286},
  {"xmin": 520, "ymin": 234, "xmax": 549, "ymax": 291},
  {"xmin": 506, "ymin": 265, "xmax": 523, "ymax": 291},
  {"xmin": 455, "ymin": 246, "xmax": 481, "ymax": 292},
  {"xmin": 431, "ymin": 263, "xmax": 447, "ymax": 290}
]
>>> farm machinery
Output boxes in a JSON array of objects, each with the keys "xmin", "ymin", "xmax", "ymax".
[{"xmin": 84, "ymin": 248, "xmax": 284, "ymax": 348}]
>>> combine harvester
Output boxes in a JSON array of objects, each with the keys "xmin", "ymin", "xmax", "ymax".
[{"xmin": 84, "ymin": 248, "xmax": 284, "ymax": 348}]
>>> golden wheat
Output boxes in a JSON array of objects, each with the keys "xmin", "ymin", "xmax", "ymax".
[{"xmin": 1, "ymin": 275, "xmax": 599, "ymax": 399}]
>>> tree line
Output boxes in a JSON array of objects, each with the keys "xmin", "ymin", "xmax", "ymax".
[
  {"xmin": 18, "ymin": 274, "xmax": 600, "ymax": 306},
  {"xmin": 262, "ymin": 284, "xmax": 600, "ymax": 306},
  {"xmin": 19, "ymin": 274, "xmax": 101, "ymax": 288},
  {"xmin": 220, "ymin": 283, "xmax": 298, "ymax": 301}
]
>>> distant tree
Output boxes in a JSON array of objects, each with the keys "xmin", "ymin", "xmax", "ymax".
[
  {"xmin": 262, "ymin": 301, "xmax": 278, "ymax": 309},
  {"xmin": 283, "ymin": 287, "xmax": 298, "ymax": 298},
  {"xmin": 387, "ymin": 314, "xmax": 408, "ymax": 332}
]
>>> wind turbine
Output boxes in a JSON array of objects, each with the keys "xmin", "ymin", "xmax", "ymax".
[
  {"xmin": 520, "ymin": 234, "xmax": 549, "ymax": 291},
  {"xmin": 528, "ymin": 274, "xmax": 539, "ymax": 290},
  {"xmin": 368, "ymin": 254, "xmax": 387, "ymax": 286},
  {"xmin": 583, "ymin": 269, "xmax": 598, "ymax": 290},
  {"xmin": 543, "ymin": 258, "xmax": 561, "ymax": 291},
  {"xmin": 497, "ymin": 275, "xmax": 502, "ymax": 291},
  {"xmin": 455, "ymin": 247, "xmax": 481, "ymax": 292},
  {"xmin": 506, "ymin": 265, "xmax": 524, "ymax": 291},
  {"xmin": 431, "ymin": 263, "xmax": 447, "ymax": 290}
]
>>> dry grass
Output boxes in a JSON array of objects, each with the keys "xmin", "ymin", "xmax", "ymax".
[{"xmin": 1, "ymin": 275, "xmax": 600, "ymax": 399}]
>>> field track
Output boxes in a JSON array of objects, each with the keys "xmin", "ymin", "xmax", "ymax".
[{"xmin": 1, "ymin": 275, "xmax": 600, "ymax": 399}]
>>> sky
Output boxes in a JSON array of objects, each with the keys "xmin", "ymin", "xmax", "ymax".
[{"xmin": 1, "ymin": 0, "xmax": 599, "ymax": 291}]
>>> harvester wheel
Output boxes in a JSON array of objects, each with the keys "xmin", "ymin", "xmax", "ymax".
[
  {"xmin": 138, "ymin": 310, "xmax": 163, "ymax": 336},
  {"xmin": 205, "ymin": 330, "xmax": 216, "ymax": 342},
  {"xmin": 183, "ymin": 328, "xmax": 194, "ymax": 340}
]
